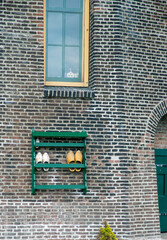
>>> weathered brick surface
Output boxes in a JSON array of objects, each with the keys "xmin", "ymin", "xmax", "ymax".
[
  {"xmin": 0, "ymin": 0, "xmax": 167, "ymax": 239},
  {"xmin": 155, "ymin": 114, "xmax": 167, "ymax": 149}
]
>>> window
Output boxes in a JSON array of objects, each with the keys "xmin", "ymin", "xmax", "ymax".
[{"xmin": 44, "ymin": 0, "xmax": 89, "ymax": 87}]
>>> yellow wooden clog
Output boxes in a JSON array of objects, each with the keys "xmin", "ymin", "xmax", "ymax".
[
  {"xmin": 66, "ymin": 150, "xmax": 75, "ymax": 172},
  {"xmin": 75, "ymin": 150, "xmax": 83, "ymax": 172}
]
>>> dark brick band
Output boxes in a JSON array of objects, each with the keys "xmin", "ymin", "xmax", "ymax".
[{"xmin": 44, "ymin": 87, "xmax": 95, "ymax": 99}]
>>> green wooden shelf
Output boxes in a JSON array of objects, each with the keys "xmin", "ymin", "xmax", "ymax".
[
  {"xmin": 32, "ymin": 128, "xmax": 87, "ymax": 195},
  {"xmin": 35, "ymin": 184, "xmax": 85, "ymax": 190},
  {"xmin": 35, "ymin": 163, "xmax": 86, "ymax": 168},
  {"xmin": 32, "ymin": 130, "xmax": 87, "ymax": 138},
  {"xmin": 35, "ymin": 142, "xmax": 85, "ymax": 148}
]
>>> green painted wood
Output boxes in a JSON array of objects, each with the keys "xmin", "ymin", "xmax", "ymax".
[
  {"xmin": 46, "ymin": 8, "xmax": 83, "ymax": 13},
  {"xmin": 35, "ymin": 163, "xmax": 86, "ymax": 168},
  {"xmin": 35, "ymin": 142, "xmax": 85, "ymax": 148},
  {"xmin": 32, "ymin": 129, "xmax": 87, "ymax": 138},
  {"xmin": 35, "ymin": 184, "xmax": 85, "ymax": 190},
  {"xmin": 155, "ymin": 149, "xmax": 167, "ymax": 156},
  {"xmin": 160, "ymin": 215, "xmax": 167, "ymax": 233},
  {"xmin": 32, "ymin": 129, "xmax": 87, "ymax": 194},
  {"xmin": 155, "ymin": 149, "xmax": 167, "ymax": 232},
  {"xmin": 32, "ymin": 135, "xmax": 36, "ymax": 195},
  {"xmin": 83, "ymin": 138, "xmax": 87, "ymax": 194},
  {"xmin": 155, "ymin": 156, "xmax": 167, "ymax": 165}
]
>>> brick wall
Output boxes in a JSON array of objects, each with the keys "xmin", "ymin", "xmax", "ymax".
[
  {"xmin": 119, "ymin": 0, "xmax": 167, "ymax": 238},
  {"xmin": 155, "ymin": 115, "xmax": 167, "ymax": 149},
  {"xmin": 0, "ymin": 0, "xmax": 167, "ymax": 239}
]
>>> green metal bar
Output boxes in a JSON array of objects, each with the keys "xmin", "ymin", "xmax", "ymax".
[
  {"xmin": 32, "ymin": 131, "xmax": 87, "ymax": 138},
  {"xmin": 35, "ymin": 163, "xmax": 86, "ymax": 168},
  {"xmin": 83, "ymin": 138, "xmax": 87, "ymax": 194},
  {"xmin": 35, "ymin": 184, "xmax": 85, "ymax": 190},
  {"xmin": 32, "ymin": 131, "xmax": 36, "ymax": 195},
  {"xmin": 35, "ymin": 142, "xmax": 84, "ymax": 148}
]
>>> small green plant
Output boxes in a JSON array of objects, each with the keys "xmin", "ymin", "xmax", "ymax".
[{"xmin": 97, "ymin": 221, "xmax": 118, "ymax": 240}]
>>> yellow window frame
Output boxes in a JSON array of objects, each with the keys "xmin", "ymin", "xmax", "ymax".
[{"xmin": 44, "ymin": 0, "xmax": 89, "ymax": 87}]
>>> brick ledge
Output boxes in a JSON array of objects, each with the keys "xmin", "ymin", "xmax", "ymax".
[{"xmin": 44, "ymin": 86, "xmax": 95, "ymax": 99}]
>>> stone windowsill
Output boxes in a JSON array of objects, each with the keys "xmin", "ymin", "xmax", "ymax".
[{"xmin": 44, "ymin": 86, "xmax": 95, "ymax": 99}]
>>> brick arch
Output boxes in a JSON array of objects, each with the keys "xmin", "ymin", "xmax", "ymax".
[{"xmin": 146, "ymin": 99, "xmax": 167, "ymax": 143}]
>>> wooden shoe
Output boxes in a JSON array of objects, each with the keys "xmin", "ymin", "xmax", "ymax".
[
  {"xmin": 66, "ymin": 150, "xmax": 75, "ymax": 172},
  {"xmin": 35, "ymin": 152, "xmax": 42, "ymax": 171},
  {"xmin": 43, "ymin": 152, "xmax": 50, "ymax": 172},
  {"xmin": 75, "ymin": 150, "xmax": 83, "ymax": 172}
]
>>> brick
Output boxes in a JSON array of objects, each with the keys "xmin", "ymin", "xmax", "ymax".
[{"xmin": 1, "ymin": 0, "xmax": 167, "ymax": 239}]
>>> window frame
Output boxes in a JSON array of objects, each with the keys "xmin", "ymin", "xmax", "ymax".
[{"xmin": 44, "ymin": 0, "xmax": 89, "ymax": 87}]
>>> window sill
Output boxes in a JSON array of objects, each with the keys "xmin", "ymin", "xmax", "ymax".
[{"xmin": 44, "ymin": 86, "xmax": 95, "ymax": 99}]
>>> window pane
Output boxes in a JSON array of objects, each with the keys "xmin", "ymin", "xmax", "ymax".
[
  {"xmin": 48, "ymin": 0, "xmax": 63, "ymax": 8},
  {"xmin": 66, "ymin": 0, "xmax": 81, "ymax": 9},
  {"xmin": 48, "ymin": 46, "xmax": 62, "ymax": 78},
  {"xmin": 65, "ymin": 47, "xmax": 79, "ymax": 79},
  {"xmin": 65, "ymin": 14, "xmax": 80, "ymax": 45},
  {"xmin": 48, "ymin": 12, "xmax": 62, "ymax": 45}
]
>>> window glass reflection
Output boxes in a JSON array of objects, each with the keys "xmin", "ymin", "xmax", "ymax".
[
  {"xmin": 65, "ymin": 14, "xmax": 79, "ymax": 45},
  {"xmin": 65, "ymin": 47, "xmax": 79, "ymax": 78},
  {"xmin": 66, "ymin": 0, "xmax": 80, "ymax": 8},
  {"xmin": 48, "ymin": 0, "xmax": 63, "ymax": 8},
  {"xmin": 48, "ymin": 46, "xmax": 62, "ymax": 78},
  {"xmin": 48, "ymin": 12, "xmax": 62, "ymax": 45}
]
